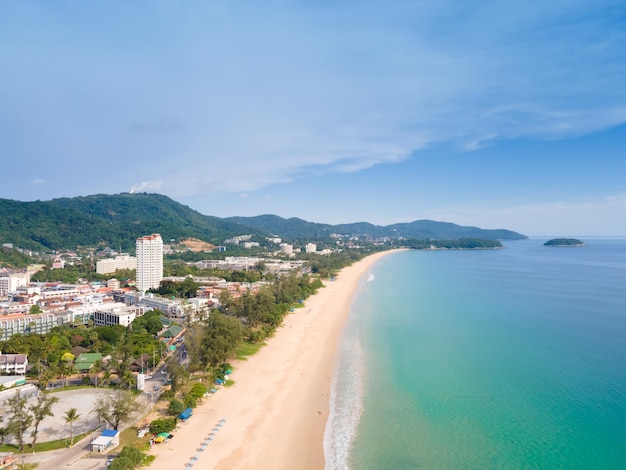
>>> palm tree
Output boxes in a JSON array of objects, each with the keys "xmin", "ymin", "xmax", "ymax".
[
  {"xmin": 91, "ymin": 360, "xmax": 104, "ymax": 387},
  {"xmin": 64, "ymin": 408, "xmax": 80, "ymax": 447},
  {"xmin": 37, "ymin": 366, "xmax": 56, "ymax": 390},
  {"xmin": 30, "ymin": 394, "xmax": 59, "ymax": 451},
  {"xmin": 89, "ymin": 331, "xmax": 99, "ymax": 351}
]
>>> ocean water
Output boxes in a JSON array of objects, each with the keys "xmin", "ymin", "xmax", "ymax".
[{"xmin": 324, "ymin": 239, "xmax": 626, "ymax": 469}]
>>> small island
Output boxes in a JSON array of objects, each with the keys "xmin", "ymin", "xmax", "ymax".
[{"xmin": 544, "ymin": 238, "xmax": 585, "ymax": 247}]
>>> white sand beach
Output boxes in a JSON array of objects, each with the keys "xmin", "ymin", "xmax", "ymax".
[{"xmin": 149, "ymin": 250, "xmax": 398, "ymax": 470}]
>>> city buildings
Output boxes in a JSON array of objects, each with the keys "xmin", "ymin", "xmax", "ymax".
[
  {"xmin": 96, "ymin": 255, "xmax": 137, "ymax": 274},
  {"xmin": 136, "ymin": 234, "xmax": 163, "ymax": 293}
]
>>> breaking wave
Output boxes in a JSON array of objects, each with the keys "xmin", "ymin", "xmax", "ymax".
[{"xmin": 324, "ymin": 325, "xmax": 365, "ymax": 470}]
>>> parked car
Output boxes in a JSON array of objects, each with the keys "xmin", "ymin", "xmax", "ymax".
[{"xmin": 106, "ymin": 457, "xmax": 115, "ymax": 467}]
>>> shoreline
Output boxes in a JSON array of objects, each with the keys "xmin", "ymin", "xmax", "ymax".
[{"xmin": 148, "ymin": 249, "xmax": 402, "ymax": 469}]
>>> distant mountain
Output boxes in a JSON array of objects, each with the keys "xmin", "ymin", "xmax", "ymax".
[
  {"xmin": 0, "ymin": 193, "xmax": 526, "ymax": 252},
  {"xmin": 0, "ymin": 193, "xmax": 266, "ymax": 252},
  {"xmin": 226, "ymin": 215, "xmax": 527, "ymax": 241}
]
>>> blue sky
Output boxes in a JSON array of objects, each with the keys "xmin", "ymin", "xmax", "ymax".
[{"xmin": 2, "ymin": 1, "xmax": 625, "ymax": 236}]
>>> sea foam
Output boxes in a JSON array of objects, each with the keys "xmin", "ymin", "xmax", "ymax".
[{"xmin": 323, "ymin": 321, "xmax": 365, "ymax": 469}]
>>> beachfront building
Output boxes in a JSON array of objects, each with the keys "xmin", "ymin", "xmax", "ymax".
[
  {"xmin": 96, "ymin": 255, "xmax": 137, "ymax": 275},
  {"xmin": 91, "ymin": 429, "xmax": 120, "ymax": 453},
  {"xmin": 0, "ymin": 353, "xmax": 28, "ymax": 375},
  {"xmin": 136, "ymin": 234, "xmax": 163, "ymax": 293}
]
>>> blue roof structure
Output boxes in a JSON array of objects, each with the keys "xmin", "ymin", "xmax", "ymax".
[
  {"xmin": 101, "ymin": 429, "xmax": 119, "ymax": 437},
  {"xmin": 179, "ymin": 407, "xmax": 193, "ymax": 420}
]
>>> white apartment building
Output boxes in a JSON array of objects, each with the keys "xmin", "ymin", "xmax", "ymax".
[
  {"xmin": 96, "ymin": 255, "xmax": 137, "ymax": 274},
  {"xmin": 280, "ymin": 243, "xmax": 294, "ymax": 255},
  {"xmin": 305, "ymin": 243, "xmax": 317, "ymax": 253},
  {"xmin": 93, "ymin": 308, "xmax": 137, "ymax": 327},
  {"xmin": 136, "ymin": 234, "xmax": 163, "ymax": 293},
  {"xmin": 0, "ymin": 272, "xmax": 30, "ymax": 296}
]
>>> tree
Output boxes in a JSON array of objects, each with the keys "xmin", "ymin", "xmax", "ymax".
[
  {"xmin": 184, "ymin": 324, "xmax": 205, "ymax": 372},
  {"xmin": 165, "ymin": 356, "xmax": 189, "ymax": 394},
  {"xmin": 7, "ymin": 391, "xmax": 33, "ymax": 452},
  {"xmin": 200, "ymin": 312, "xmax": 243, "ymax": 367},
  {"xmin": 91, "ymin": 359, "xmax": 104, "ymax": 387},
  {"xmin": 149, "ymin": 418, "xmax": 176, "ymax": 434},
  {"xmin": 183, "ymin": 394, "xmax": 197, "ymax": 409},
  {"xmin": 29, "ymin": 304, "xmax": 43, "ymax": 314},
  {"xmin": 92, "ymin": 391, "xmax": 139, "ymax": 430},
  {"xmin": 30, "ymin": 393, "xmax": 59, "ymax": 451},
  {"xmin": 37, "ymin": 365, "xmax": 56, "ymax": 390},
  {"xmin": 64, "ymin": 407, "xmax": 80, "ymax": 446},
  {"xmin": 167, "ymin": 399, "xmax": 185, "ymax": 417},
  {"xmin": 109, "ymin": 456, "xmax": 134, "ymax": 470},
  {"xmin": 118, "ymin": 445, "xmax": 145, "ymax": 467},
  {"xmin": 88, "ymin": 330, "xmax": 99, "ymax": 351},
  {"xmin": 0, "ymin": 426, "xmax": 9, "ymax": 445},
  {"xmin": 189, "ymin": 383, "xmax": 207, "ymax": 400},
  {"xmin": 60, "ymin": 352, "xmax": 75, "ymax": 386}
]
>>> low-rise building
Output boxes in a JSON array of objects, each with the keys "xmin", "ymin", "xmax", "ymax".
[
  {"xmin": 91, "ymin": 429, "xmax": 120, "ymax": 453},
  {"xmin": 96, "ymin": 255, "xmax": 137, "ymax": 275},
  {"xmin": 93, "ymin": 307, "xmax": 137, "ymax": 327},
  {"xmin": 0, "ymin": 353, "xmax": 28, "ymax": 375}
]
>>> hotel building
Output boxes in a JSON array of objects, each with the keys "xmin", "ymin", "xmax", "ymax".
[{"xmin": 136, "ymin": 234, "xmax": 163, "ymax": 293}]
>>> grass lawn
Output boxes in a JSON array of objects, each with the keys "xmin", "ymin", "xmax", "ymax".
[
  {"xmin": 235, "ymin": 341, "xmax": 265, "ymax": 360},
  {"xmin": 0, "ymin": 431, "xmax": 91, "ymax": 454},
  {"xmin": 118, "ymin": 427, "xmax": 151, "ymax": 450}
]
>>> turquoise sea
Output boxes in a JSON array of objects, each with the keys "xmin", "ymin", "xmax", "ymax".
[{"xmin": 324, "ymin": 239, "xmax": 626, "ymax": 469}]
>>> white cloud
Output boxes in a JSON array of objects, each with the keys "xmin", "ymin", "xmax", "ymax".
[
  {"xmin": 3, "ymin": 1, "xmax": 626, "ymax": 204},
  {"xmin": 30, "ymin": 178, "xmax": 45, "ymax": 185},
  {"xmin": 129, "ymin": 181, "xmax": 163, "ymax": 193}
]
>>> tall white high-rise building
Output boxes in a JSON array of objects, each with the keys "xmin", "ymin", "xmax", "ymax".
[{"xmin": 136, "ymin": 234, "xmax": 163, "ymax": 293}]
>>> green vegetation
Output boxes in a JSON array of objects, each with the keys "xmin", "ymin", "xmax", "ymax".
[
  {"xmin": 0, "ymin": 431, "xmax": 90, "ymax": 453},
  {"xmin": 148, "ymin": 277, "xmax": 199, "ymax": 299},
  {"xmin": 149, "ymin": 418, "xmax": 176, "ymax": 434},
  {"xmin": 92, "ymin": 391, "xmax": 140, "ymax": 430},
  {"xmin": 0, "ymin": 193, "xmax": 266, "ymax": 251},
  {"xmin": 0, "ymin": 193, "xmax": 525, "ymax": 253},
  {"xmin": 0, "ymin": 323, "xmax": 163, "ymax": 383},
  {"xmin": 226, "ymin": 214, "xmax": 527, "ymax": 240},
  {"xmin": 403, "ymin": 238, "xmax": 504, "ymax": 250},
  {"xmin": 235, "ymin": 341, "xmax": 265, "ymax": 360},
  {"xmin": 108, "ymin": 445, "xmax": 149, "ymax": 470},
  {"xmin": 0, "ymin": 246, "xmax": 37, "ymax": 268},
  {"xmin": 544, "ymin": 238, "xmax": 584, "ymax": 246}
]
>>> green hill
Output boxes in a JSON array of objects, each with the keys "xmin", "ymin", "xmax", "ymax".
[
  {"xmin": 0, "ymin": 193, "xmax": 527, "ymax": 252},
  {"xmin": 0, "ymin": 193, "xmax": 265, "ymax": 252},
  {"xmin": 226, "ymin": 215, "xmax": 527, "ymax": 241}
]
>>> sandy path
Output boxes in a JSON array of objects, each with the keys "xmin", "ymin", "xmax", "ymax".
[{"xmin": 149, "ymin": 250, "xmax": 399, "ymax": 470}]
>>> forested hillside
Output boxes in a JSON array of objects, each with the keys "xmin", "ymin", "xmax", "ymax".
[
  {"xmin": 0, "ymin": 193, "xmax": 526, "ymax": 252},
  {"xmin": 227, "ymin": 215, "xmax": 526, "ymax": 241},
  {"xmin": 0, "ymin": 193, "xmax": 265, "ymax": 252}
]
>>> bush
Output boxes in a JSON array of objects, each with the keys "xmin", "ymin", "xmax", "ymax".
[
  {"xmin": 183, "ymin": 394, "xmax": 197, "ymax": 409},
  {"xmin": 149, "ymin": 418, "xmax": 176, "ymax": 434},
  {"xmin": 119, "ymin": 445, "xmax": 144, "ymax": 466},
  {"xmin": 109, "ymin": 456, "xmax": 134, "ymax": 470},
  {"xmin": 189, "ymin": 383, "xmax": 207, "ymax": 399},
  {"xmin": 168, "ymin": 399, "xmax": 185, "ymax": 416}
]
